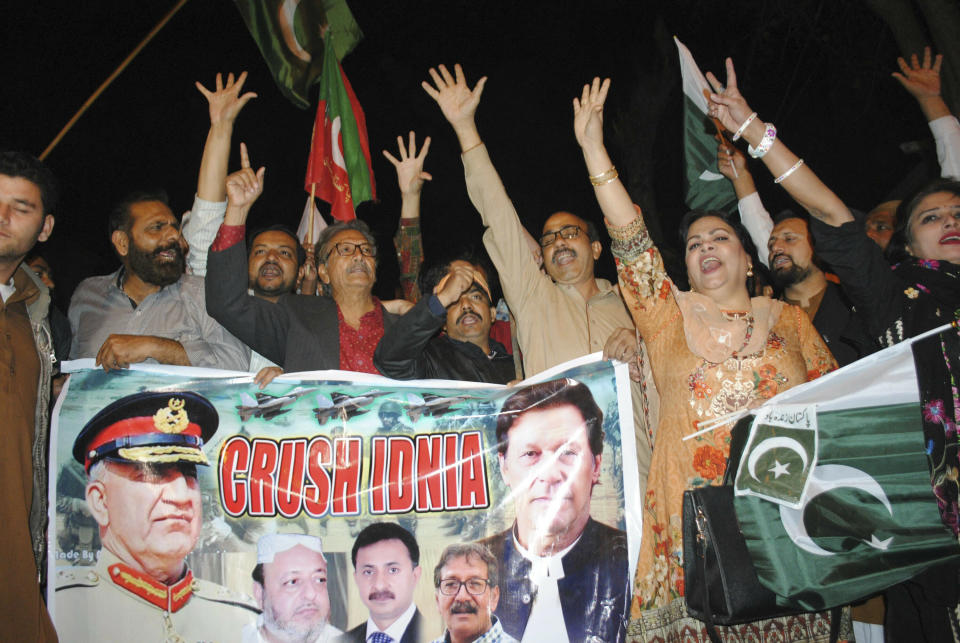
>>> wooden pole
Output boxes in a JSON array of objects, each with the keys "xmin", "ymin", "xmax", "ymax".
[{"xmin": 39, "ymin": 0, "xmax": 192, "ymax": 160}]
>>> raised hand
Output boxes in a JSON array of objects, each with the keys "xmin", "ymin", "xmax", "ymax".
[
  {"xmin": 422, "ymin": 64, "xmax": 487, "ymax": 130},
  {"xmin": 705, "ymin": 58, "xmax": 754, "ymax": 135},
  {"xmin": 225, "ymin": 143, "xmax": 265, "ymax": 215},
  {"xmin": 383, "ymin": 132, "xmax": 433, "ymax": 196},
  {"xmin": 195, "ymin": 72, "xmax": 257, "ymax": 127},
  {"xmin": 716, "ymin": 141, "xmax": 747, "ymax": 181},
  {"xmin": 893, "ymin": 46, "xmax": 943, "ymax": 100},
  {"xmin": 573, "ymin": 77, "xmax": 611, "ymax": 151},
  {"xmin": 434, "ymin": 264, "xmax": 477, "ymax": 307}
]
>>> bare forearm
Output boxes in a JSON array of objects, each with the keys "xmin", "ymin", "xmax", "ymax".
[
  {"xmin": 150, "ymin": 337, "xmax": 191, "ymax": 366},
  {"xmin": 197, "ymin": 122, "xmax": 234, "ymax": 201},
  {"xmin": 452, "ymin": 119, "xmax": 482, "ymax": 152},
  {"xmin": 917, "ymin": 96, "xmax": 951, "ymax": 122},
  {"xmin": 739, "ymin": 119, "xmax": 853, "ymax": 226},
  {"xmin": 581, "ymin": 143, "xmax": 637, "ymax": 227},
  {"xmin": 731, "ymin": 169, "xmax": 758, "ymax": 200},
  {"xmin": 399, "ymin": 190, "xmax": 421, "ymax": 220}
]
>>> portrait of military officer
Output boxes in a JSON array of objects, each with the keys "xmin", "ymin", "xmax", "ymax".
[
  {"xmin": 55, "ymin": 391, "xmax": 258, "ymax": 642},
  {"xmin": 338, "ymin": 522, "xmax": 424, "ymax": 643},
  {"xmin": 244, "ymin": 533, "xmax": 342, "ymax": 643},
  {"xmin": 479, "ymin": 378, "xmax": 629, "ymax": 643}
]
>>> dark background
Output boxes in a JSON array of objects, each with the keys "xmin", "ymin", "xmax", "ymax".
[{"xmin": 2, "ymin": 0, "xmax": 945, "ymax": 310}]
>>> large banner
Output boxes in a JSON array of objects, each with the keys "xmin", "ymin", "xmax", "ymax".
[{"xmin": 49, "ymin": 355, "xmax": 639, "ymax": 643}]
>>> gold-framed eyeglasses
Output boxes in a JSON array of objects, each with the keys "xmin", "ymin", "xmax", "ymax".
[
  {"xmin": 539, "ymin": 224, "xmax": 583, "ymax": 247},
  {"xmin": 438, "ymin": 578, "xmax": 489, "ymax": 595}
]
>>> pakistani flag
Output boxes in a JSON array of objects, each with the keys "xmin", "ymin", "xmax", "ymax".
[
  {"xmin": 303, "ymin": 35, "xmax": 375, "ymax": 221},
  {"xmin": 674, "ymin": 37, "xmax": 737, "ymax": 214},
  {"xmin": 233, "ymin": 0, "xmax": 363, "ymax": 109},
  {"xmin": 733, "ymin": 326, "xmax": 960, "ymax": 610}
]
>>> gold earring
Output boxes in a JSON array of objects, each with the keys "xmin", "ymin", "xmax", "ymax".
[{"xmin": 747, "ymin": 265, "xmax": 754, "ymax": 277}]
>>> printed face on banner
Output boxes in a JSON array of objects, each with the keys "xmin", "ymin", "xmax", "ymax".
[
  {"xmin": 52, "ymin": 360, "xmax": 635, "ymax": 642},
  {"xmin": 88, "ymin": 461, "xmax": 201, "ymax": 579},
  {"xmin": 435, "ymin": 554, "xmax": 499, "ymax": 641},
  {"xmin": 498, "ymin": 405, "xmax": 602, "ymax": 549},
  {"xmin": 256, "ymin": 545, "xmax": 331, "ymax": 640},
  {"xmin": 354, "ymin": 538, "xmax": 422, "ymax": 627}
]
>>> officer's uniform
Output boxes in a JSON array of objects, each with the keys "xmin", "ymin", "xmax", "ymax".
[{"xmin": 53, "ymin": 391, "xmax": 259, "ymax": 642}]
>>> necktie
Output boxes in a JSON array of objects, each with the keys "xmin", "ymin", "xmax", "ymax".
[{"xmin": 369, "ymin": 633, "xmax": 394, "ymax": 643}]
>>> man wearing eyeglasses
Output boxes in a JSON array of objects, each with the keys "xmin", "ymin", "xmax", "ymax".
[
  {"xmin": 423, "ymin": 64, "xmax": 658, "ymax": 496},
  {"xmin": 205, "ymin": 148, "xmax": 399, "ymax": 373},
  {"xmin": 431, "ymin": 544, "xmax": 517, "ymax": 643}
]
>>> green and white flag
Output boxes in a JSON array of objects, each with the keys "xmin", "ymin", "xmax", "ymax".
[
  {"xmin": 674, "ymin": 37, "xmax": 737, "ymax": 214},
  {"xmin": 233, "ymin": 0, "xmax": 363, "ymax": 109},
  {"xmin": 734, "ymin": 328, "xmax": 960, "ymax": 610}
]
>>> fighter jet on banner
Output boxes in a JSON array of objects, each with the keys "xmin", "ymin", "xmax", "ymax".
[{"xmin": 237, "ymin": 387, "xmax": 317, "ymax": 422}]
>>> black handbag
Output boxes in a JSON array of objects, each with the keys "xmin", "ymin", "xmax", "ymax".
[{"xmin": 682, "ymin": 418, "xmax": 840, "ymax": 643}]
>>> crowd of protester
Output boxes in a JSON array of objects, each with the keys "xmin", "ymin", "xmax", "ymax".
[{"xmin": 4, "ymin": 46, "xmax": 960, "ymax": 642}]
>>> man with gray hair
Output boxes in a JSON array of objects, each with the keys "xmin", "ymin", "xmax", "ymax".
[
  {"xmin": 205, "ymin": 147, "xmax": 400, "ymax": 373},
  {"xmin": 431, "ymin": 543, "xmax": 517, "ymax": 643},
  {"xmin": 244, "ymin": 533, "xmax": 342, "ymax": 643}
]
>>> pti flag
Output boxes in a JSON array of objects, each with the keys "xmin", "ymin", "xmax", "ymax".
[
  {"xmin": 674, "ymin": 37, "xmax": 737, "ymax": 214},
  {"xmin": 732, "ymin": 326, "xmax": 960, "ymax": 610},
  {"xmin": 304, "ymin": 35, "xmax": 375, "ymax": 221},
  {"xmin": 233, "ymin": 0, "xmax": 362, "ymax": 109}
]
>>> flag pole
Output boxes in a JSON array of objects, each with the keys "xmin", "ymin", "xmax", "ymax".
[
  {"xmin": 308, "ymin": 183, "xmax": 317, "ymax": 243},
  {"xmin": 38, "ymin": 0, "xmax": 192, "ymax": 160}
]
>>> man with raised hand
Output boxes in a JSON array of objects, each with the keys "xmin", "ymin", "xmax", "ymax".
[
  {"xmin": 205, "ymin": 147, "xmax": 399, "ymax": 373},
  {"xmin": 422, "ymin": 63, "xmax": 658, "ymax": 495}
]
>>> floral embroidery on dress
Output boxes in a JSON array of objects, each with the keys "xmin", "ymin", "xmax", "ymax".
[
  {"xmin": 754, "ymin": 363, "xmax": 787, "ymax": 399},
  {"xmin": 691, "ymin": 444, "xmax": 726, "ymax": 482}
]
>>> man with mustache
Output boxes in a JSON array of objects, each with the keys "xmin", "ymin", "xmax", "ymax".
[
  {"xmin": 374, "ymin": 253, "xmax": 515, "ymax": 384},
  {"xmin": 338, "ymin": 522, "xmax": 424, "ymax": 643},
  {"xmin": 55, "ymin": 391, "xmax": 258, "ymax": 641},
  {"xmin": 478, "ymin": 379, "xmax": 629, "ymax": 643},
  {"xmin": 431, "ymin": 544, "xmax": 517, "ymax": 643},
  {"xmin": 67, "ymin": 189, "xmax": 249, "ymax": 371},
  {"xmin": 244, "ymin": 533, "xmax": 342, "ymax": 643},
  {"xmin": 717, "ymin": 144, "xmax": 875, "ymax": 366},
  {"xmin": 206, "ymin": 148, "xmax": 399, "ymax": 374},
  {"xmin": 423, "ymin": 64, "xmax": 657, "ymax": 495}
]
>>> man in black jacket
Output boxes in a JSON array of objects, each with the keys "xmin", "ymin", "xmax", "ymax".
[
  {"xmin": 205, "ymin": 147, "xmax": 398, "ymax": 373},
  {"xmin": 767, "ymin": 215, "xmax": 876, "ymax": 366},
  {"xmin": 374, "ymin": 255, "xmax": 515, "ymax": 384}
]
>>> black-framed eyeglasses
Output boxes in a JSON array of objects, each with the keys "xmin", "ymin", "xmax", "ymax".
[
  {"xmin": 328, "ymin": 241, "xmax": 377, "ymax": 258},
  {"xmin": 539, "ymin": 224, "xmax": 583, "ymax": 247},
  {"xmin": 438, "ymin": 578, "xmax": 490, "ymax": 596}
]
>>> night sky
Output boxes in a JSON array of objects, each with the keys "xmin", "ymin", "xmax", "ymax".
[{"xmin": 3, "ymin": 0, "xmax": 942, "ymax": 310}]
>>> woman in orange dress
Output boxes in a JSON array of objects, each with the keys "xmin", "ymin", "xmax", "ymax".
[{"xmin": 572, "ymin": 77, "xmax": 840, "ymax": 641}]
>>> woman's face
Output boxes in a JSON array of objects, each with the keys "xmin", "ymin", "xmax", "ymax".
[
  {"xmin": 906, "ymin": 191, "xmax": 960, "ymax": 263},
  {"xmin": 684, "ymin": 216, "xmax": 751, "ymax": 301}
]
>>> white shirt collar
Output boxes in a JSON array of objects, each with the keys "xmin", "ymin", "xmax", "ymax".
[
  {"xmin": 0, "ymin": 276, "xmax": 15, "ymax": 303},
  {"xmin": 512, "ymin": 530, "xmax": 581, "ymax": 586},
  {"xmin": 365, "ymin": 600, "xmax": 417, "ymax": 642}
]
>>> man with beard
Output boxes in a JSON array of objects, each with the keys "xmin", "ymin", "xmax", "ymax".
[
  {"xmin": 765, "ymin": 215, "xmax": 875, "ymax": 365},
  {"xmin": 244, "ymin": 534, "xmax": 342, "ymax": 643},
  {"xmin": 431, "ymin": 544, "xmax": 517, "ymax": 643},
  {"xmin": 68, "ymin": 190, "xmax": 248, "ymax": 370},
  {"xmin": 55, "ymin": 391, "xmax": 258, "ymax": 641},
  {"xmin": 718, "ymin": 143, "xmax": 876, "ymax": 366},
  {"xmin": 374, "ymin": 253, "xmax": 515, "ymax": 384},
  {"xmin": 422, "ymin": 64, "xmax": 658, "ymax": 494}
]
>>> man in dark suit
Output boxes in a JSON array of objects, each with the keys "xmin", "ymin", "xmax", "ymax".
[
  {"xmin": 338, "ymin": 523, "xmax": 424, "ymax": 643},
  {"xmin": 479, "ymin": 379, "xmax": 629, "ymax": 643}
]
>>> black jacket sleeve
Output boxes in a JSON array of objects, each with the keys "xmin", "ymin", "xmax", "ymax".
[
  {"xmin": 373, "ymin": 295, "xmax": 445, "ymax": 379},
  {"xmin": 205, "ymin": 239, "xmax": 289, "ymax": 367}
]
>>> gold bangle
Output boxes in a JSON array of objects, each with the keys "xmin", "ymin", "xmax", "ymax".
[
  {"xmin": 589, "ymin": 166, "xmax": 618, "ymax": 186},
  {"xmin": 461, "ymin": 142, "xmax": 483, "ymax": 155}
]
